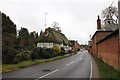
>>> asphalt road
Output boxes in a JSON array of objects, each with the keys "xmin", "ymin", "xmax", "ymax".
[{"xmin": 3, "ymin": 50, "xmax": 92, "ymax": 80}]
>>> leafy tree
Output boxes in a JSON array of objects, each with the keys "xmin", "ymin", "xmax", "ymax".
[
  {"xmin": 2, "ymin": 13, "xmax": 17, "ymax": 46},
  {"xmin": 29, "ymin": 31, "xmax": 38, "ymax": 46},
  {"xmin": 2, "ymin": 13, "xmax": 17, "ymax": 64},
  {"xmin": 40, "ymin": 30, "xmax": 43, "ymax": 36},
  {"xmin": 18, "ymin": 27, "xmax": 30, "ymax": 47}
]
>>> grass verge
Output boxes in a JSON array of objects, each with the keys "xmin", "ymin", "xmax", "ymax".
[
  {"xmin": 94, "ymin": 57, "xmax": 119, "ymax": 79},
  {"xmin": 2, "ymin": 55, "xmax": 69, "ymax": 73}
]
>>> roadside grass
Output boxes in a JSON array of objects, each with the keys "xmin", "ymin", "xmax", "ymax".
[
  {"xmin": 0, "ymin": 65, "xmax": 2, "ymax": 73},
  {"xmin": 94, "ymin": 57, "xmax": 119, "ymax": 79},
  {"xmin": 2, "ymin": 55, "xmax": 67, "ymax": 73}
]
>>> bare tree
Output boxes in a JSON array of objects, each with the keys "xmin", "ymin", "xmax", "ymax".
[
  {"xmin": 101, "ymin": 6, "xmax": 118, "ymax": 24},
  {"xmin": 52, "ymin": 22, "xmax": 61, "ymax": 32}
]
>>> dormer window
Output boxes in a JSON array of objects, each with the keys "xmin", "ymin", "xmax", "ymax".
[{"xmin": 108, "ymin": 21, "xmax": 110, "ymax": 24}]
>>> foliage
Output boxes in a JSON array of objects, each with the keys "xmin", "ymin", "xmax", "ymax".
[
  {"xmin": 52, "ymin": 45, "xmax": 61, "ymax": 54},
  {"xmin": 2, "ymin": 46, "xmax": 17, "ymax": 64},
  {"xmin": 2, "ymin": 56, "xmax": 65, "ymax": 73},
  {"xmin": 40, "ymin": 30, "xmax": 43, "ymax": 36},
  {"xmin": 2, "ymin": 13, "xmax": 17, "ymax": 46},
  {"xmin": 31, "ymin": 47, "xmax": 41, "ymax": 60},
  {"xmin": 29, "ymin": 31, "xmax": 38, "ymax": 46},
  {"xmin": 31, "ymin": 47, "xmax": 62, "ymax": 60},
  {"xmin": 60, "ymin": 47, "xmax": 65, "ymax": 55},
  {"xmin": 41, "ymin": 49, "xmax": 51, "ymax": 59},
  {"xmin": 14, "ymin": 49, "xmax": 32, "ymax": 63},
  {"xmin": 18, "ymin": 27, "xmax": 30, "ymax": 47},
  {"xmin": 2, "ymin": 13, "xmax": 16, "ymax": 35}
]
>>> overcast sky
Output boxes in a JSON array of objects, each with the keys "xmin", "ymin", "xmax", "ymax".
[{"xmin": 0, "ymin": 0, "xmax": 118, "ymax": 44}]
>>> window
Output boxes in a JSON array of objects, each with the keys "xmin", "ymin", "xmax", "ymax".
[{"xmin": 108, "ymin": 21, "xmax": 110, "ymax": 24}]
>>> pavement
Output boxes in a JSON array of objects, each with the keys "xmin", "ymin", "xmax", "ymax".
[
  {"xmin": 90, "ymin": 56, "xmax": 100, "ymax": 80},
  {"xmin": 2, "ymin": 50, "xmax": 99, "ymax": 80}
]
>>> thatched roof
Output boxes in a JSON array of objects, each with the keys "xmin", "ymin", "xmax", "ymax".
[{"xmin": 38, "ymin": 27, "xmax": 70, "ymax": 45}]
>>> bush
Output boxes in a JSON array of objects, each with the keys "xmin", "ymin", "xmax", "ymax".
[
  {"xmin": 14, "ymin": 49, "xmax": 31, "ymax": 63},
  {"xmin": 31, "ymin": 48, "xmax": 52, "ymax": 59},
  {"xmin": 31, "ymin": 47, "xmax": 41, "ymax": 60},
  {"xmin": 2, "ymin": 46, "xmax": 17, "ymax": 64},
  {"xmin": 52, "ymin": 45, "xmax": 61, "ymax": 54},
  {"xmin": 46, "ymin": 48, "xmax": 57, "ymax": 57},
  {"xmin": 60, "ymin": 47, "xmax": 65, "ymax": 56},
  {"xmin": 30, "ymin": 46, "xmax": 62, "ymax": 60},
  {"xmin": 14, "ymin": 45, "xmax": 20, "ymax": 50},
  {"xmin": 41, "ymin": 48, "xmax": 51, "ymax": 59}
]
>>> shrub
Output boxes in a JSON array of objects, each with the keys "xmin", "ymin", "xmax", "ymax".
[
  {"xmin": 45, "ymin": 48, "xmax": 56, "ymax": 57},
  {"xmin": 41, "ymin": 48, "xmax": 51, "ymax": 59},
  {"xmin": 2, "ymin": 46, "xmax": 17, "ymax": 64},
  {"xmin": 31, "ymin": 47, "xmax": 41, "ymax": 60},
  {"xmin": 52, "ymin": 45, "xmax": 61, "ymax": 54},
  {"xmin": 14, "ymin": 49, "xmax": 31, "ymax": 63},
  {"xmin": 60, "ymin": 47, "xmax": 65, "ymax": 56},
  {"xmin": 71, "ymin": 49, "xmax": 77, "ymax": 54}
]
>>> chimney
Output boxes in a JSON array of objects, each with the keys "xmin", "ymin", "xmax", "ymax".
[{"xmin": 97, "ymin": 15, "xmax": 101, "ymax": 30}]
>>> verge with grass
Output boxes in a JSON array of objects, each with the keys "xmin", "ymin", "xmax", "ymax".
[
  {"xmin": 94, "ymin": 57, "xmax": 119, "ymax": 79},
  {"xmin": 2, "ymin": 55, "xmax": 69, "ymax": 73}
]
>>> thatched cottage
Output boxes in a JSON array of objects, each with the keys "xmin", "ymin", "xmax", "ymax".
[{"xmin": 37, "ymin": 27, "xmax": 71, "ymax": 51}]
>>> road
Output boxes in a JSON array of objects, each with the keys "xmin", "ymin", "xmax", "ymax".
[{"xmin": 3, "ymin": 50, "xmax": 92, "ymax": 80}]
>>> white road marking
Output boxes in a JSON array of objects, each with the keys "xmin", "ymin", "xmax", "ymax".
[
  {"xmin": 35, "ymin": 69, "xmax": 59, "ymax": 80},
  {"xmin": 90, "ymin": 61, "xmax": 93, "ymax": 80},
  {"xmin": 65, "ymin": 61, "xmax": 74, "ymax": 67}
]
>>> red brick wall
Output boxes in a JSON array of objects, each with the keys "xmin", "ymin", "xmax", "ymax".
[
  {"xmin": 98, "ymin": 33, "xmax": 119, "ymax": 70},
  {"xmin": 97, "ymin": 32, "xmax": 112, "ymax": 42},
  {"xmin": 91, "ymin": 31, "xmax": 112, "ymax": 56},
  {"xmin": 91, "ymin": 34, "xmax": 97, "ymax": 56}
]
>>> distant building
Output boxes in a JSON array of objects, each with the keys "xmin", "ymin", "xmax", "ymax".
[
  {"xmin": 70, "ymin": 40, "xmax": 80, "ymax": 51},
  {"xmin": 104, "ymin": 15, "xmax": 118, "ymax": 31},
  {"xmin": 37, "ymin": 27, "xmax": 71, "ymax": 51}
]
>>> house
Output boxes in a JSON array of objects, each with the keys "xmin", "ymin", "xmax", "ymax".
[
  {"xmin": 37, "ymin": 27, "xmax": 71, "ymax": 51},
  {"xmin": 90, "ymin": 15, "xmax": 113, "ymax": 56},
  {"xmin": 89, "ymin": 15, "xmax": 119, "ymax": 70},
  {"xmin": 70, "ymin": 40, "xmax": 80, "ymax": 51}
]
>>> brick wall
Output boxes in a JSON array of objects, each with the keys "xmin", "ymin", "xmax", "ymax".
[
  {"xmin": 91, "ymin": 31, "xmax": 112, "ymax": 56},
  {"xmin": 97, "ymin": 31, "xmax": 119, "ymax": 70}
]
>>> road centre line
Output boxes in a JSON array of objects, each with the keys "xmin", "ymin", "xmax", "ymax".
[
  {"xmin": 35, "ymin": 69, "xmax": 59, "ymax": 80},
  {"xmin": 35, "ymin": 56, "xmax": 84, "ymax": 80},
  {"xmin": 65, "ymin": 61, "xmax": 74, "ymax": 67}
]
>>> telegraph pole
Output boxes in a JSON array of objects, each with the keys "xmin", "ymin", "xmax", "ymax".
[
  {"xmin": 45, "ymin": 12, "xmax": 47, "ymax": 29},
  {"xmin": 118, "ymin": 0, "xmax": 120, "ymax": 72}
]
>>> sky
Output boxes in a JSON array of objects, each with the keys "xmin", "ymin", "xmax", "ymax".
[{"xmin": 0, "ymin": 0, "xmax": 118, "ymax": 44}]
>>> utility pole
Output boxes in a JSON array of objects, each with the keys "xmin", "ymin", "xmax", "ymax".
[
  {"xmin": 0, "ymin": 11, "xmax": 1, "ymax": 80},
  {"xmin": 45, "ymin": 12, "xmax": 47, "ymax": 29},
  {"xmin": 118, "ymin": 0, "xmax": 120, "ymax": 72}
]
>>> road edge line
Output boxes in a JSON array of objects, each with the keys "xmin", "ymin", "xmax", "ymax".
[{"xmin": 90, "ymin": 61, "xmax": 93, "ymax": 80}]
